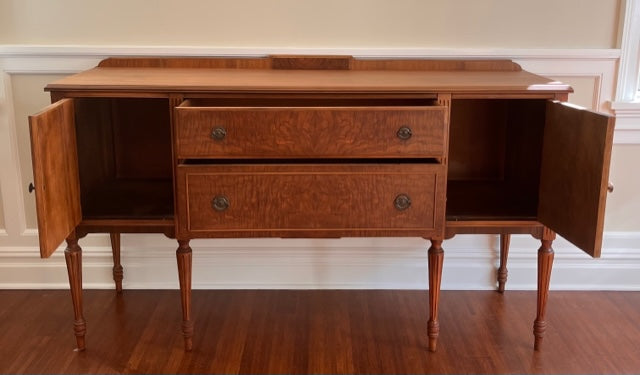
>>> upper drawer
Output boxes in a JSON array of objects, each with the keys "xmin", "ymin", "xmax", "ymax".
[{"xmin": 174, "ymin": 100, "xmax": 446, "ymax": 159}]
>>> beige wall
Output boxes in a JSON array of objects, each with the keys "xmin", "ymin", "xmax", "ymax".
[
  {"xmin": 0, "ymin": 0, "xmax": 621, "ymax": 48},
  {"xmin": 606, "ymin": 145, "xmax": 640, "ymax": 231},
  {"xmin": 10, "ymin": 74, "xmax": 68, "ymax": 230}
]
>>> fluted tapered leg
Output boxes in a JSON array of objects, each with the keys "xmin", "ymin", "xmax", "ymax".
[
  {"xmin": 534, "ymin": 237, "xmax": 554, "ymax": 350},
  {"xmin": 65, "ymin": 235, "xmax": 86, "ymax": 351},
  {"xmin": 428, "ymin": 239, "xmax": 444, "ymax": 352},
  {"xmin": 110, "ymin": 232, "xmax": 123, "ymax": 293},
  {"xmin": 497, "ymin": 234, "xmax": 511, "ymax": 293},
  {"xmin": 176, "ymin": 240, "xmax": 193, "ymax": 351}
]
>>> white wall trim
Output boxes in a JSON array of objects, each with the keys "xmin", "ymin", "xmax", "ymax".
[
  {"xmin": 615, "ymin": 0, "xmax": 640, "ymax": 102},
  {"xmin": 611, "ymin": 101, "xmax": 640, "ymax": 143},
  {"xmin": 0, "ymin": 232, "xmax": 639, "ymax": 290},
  {"xmin": 611, "ymin": 0, "xmax": 640, "ymax": 144},
  {"xmin": 1, "ymin": 45, "xmax": 636, "ymax": 291},
  {"xmin": 0, "ymin": 44, "xmax": 623, "ymax": 58},
  {"xmin": 0, "ymin": 45, "xmax": 622, "ymax": 76}
]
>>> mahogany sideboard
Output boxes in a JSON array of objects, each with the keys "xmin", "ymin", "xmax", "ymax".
[{"xmin": 27, "ymin": 55, "xmax": 614, "ymax": 353}]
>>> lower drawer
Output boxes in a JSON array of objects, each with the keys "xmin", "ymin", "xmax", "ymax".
[{"xmin": 176, "ymin": 164, "xmax": 446, "ymax": 238}]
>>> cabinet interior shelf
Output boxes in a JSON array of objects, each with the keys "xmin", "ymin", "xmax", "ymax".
[
  {"xmin": 446, "ymin": 180, "xmax": 538, "ymax": 221},
  {"xmin": 81, "ymin": 179, "xmax": 174, "ymax": 220}
]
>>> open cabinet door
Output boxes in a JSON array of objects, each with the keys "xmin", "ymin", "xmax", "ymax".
[
  {"xmin": 538, "ymin": 101, "xmax": 614, "ymax": 257},
  {"xmin": 29, "ymin": 99, "xmax": 82, "ymax": 258}
]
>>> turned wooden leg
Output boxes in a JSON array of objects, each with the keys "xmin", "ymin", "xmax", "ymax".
[
  {"xmin": 176, "ymin": 240, "xmax": 193, "ymax": 351},
  {"xmin": 427, "ymin": 239, "xmax": 444, "ymax": 352},
  {"xmin": 497, "ymin": 234, "xmax": 511, "ymax": 293},
  {"xmin": 65, "ymin": 234, "xmax": 86, "ymax": 351},
  {"xmin": 534, "ymin": 236, "xmax": 554, "ymax": 350},
  {"xmin": 110, "ymin": 232, "xmax": 123, "ymax": 293}
]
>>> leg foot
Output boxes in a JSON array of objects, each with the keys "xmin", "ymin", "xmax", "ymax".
[
  {"xmin": 176, "ymin": 240, "xmax": 193, "ymax": 351},
  {"xmin": 497, "ymin": 234, "xmax": 510, "ymax": 293},
  {"xmin": 65, "ymin": 234, "xmax": 86, "ymax": 351},
  {"xmin": 533, "ymin": 234, "xmax": 554, "ymax": 350},
  {"xmin": 110, "ymin": 232, "xmax": 123, "ymax": 293},
  {"xmin": 427, "ymin": 239, "xmax": 444, "ymax": 352}
]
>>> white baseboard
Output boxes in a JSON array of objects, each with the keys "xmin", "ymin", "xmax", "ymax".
[{"xmin": 1, "ymin": 232, "xmax": 638, "ymax": 290}]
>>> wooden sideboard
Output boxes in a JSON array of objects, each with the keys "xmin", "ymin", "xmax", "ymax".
[{"xmin": 27, "ymin": 55, "xmax": 614, "ymax": 353}]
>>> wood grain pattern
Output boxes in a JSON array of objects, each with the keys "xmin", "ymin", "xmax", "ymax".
[
  {"xmin": 45, "ymin": 68, "xmax": 571, "ymax": 95},
  {"xmin": 76, "ymin": 219, "xmax": 175, "ymax": 237},
  {"xmin": 497, "ymin": 234, "xmax": 510, "ymax": 293},
  {"xmin": 3, "ymin": 290, "xmax": 640, "ymax": 374},
  {"xmin": 435, "ymin": 93, "xmax": 452, "ymax": 159},
  {"xmin": 98, "ymin": 56, "xmax": 272, "ymax": 69},
  {"xmin": 538, "ymin": 102, "xmax": 615, "ymax": 257},
  {"xmin": 445, "ymin": 220, "xmax": 543, "ymax": 238},
  {"xmin": 28, "ymin": 99, "xmax": 82, "ymax": 258},
  {"xmin": 74, "ymin": 98, "xmax": 115, "ymax": 199},
  {"xmin": 448, "ymin": 99, "xmax": 508, "ymax": 180},
  {"xmin": 98, "ymin": 56, "xmax": 522, "ymax": 72},
  {"xmin": 175, "ymin": 104, "xmax": 446, "ymax": 159},
  {"xmin": 109, "ymin": 232, "xmax": 123, "ymax": 293},
  {"xmin": 64, "ymin": 234, "xmax": 86, "ymax": 351},
  {"xmin": 110, "ymin": 98, "xmax": 173, "ymax": 179},
  {"xmin": 448, "ymin": 99, "xmax": 545, "ymax": 187},
  {"xmin": 533, "ymin": 229, "xmax": 556, "ymax": 351},
  {"xmin": 176, "ymin": 240, "xmax": 193, "ymax": 351},
  {"xmin": 351, "ymin": 59, "xmax": 523, "ymax": 72},
  {"xmin": 427, "ymin": 240, "xmax": 444, "ymax": 352},
  {"xmin": 503, "ymin": 100, "xmax": 546, "ymax": 190},
  {"xmin": 71, "ymin": 97, "xmax": 174, "ymax": 220},
  {"xmin": 446, "ymin": 99, "xmax": 547, "ymax": 222},
  {"xmin": 176, "ymin": 164, "xmax": 445, "ymax": 238},
  {"xmin": 271, "ymin": 55, "xmax": 353, "ymax": 70}
]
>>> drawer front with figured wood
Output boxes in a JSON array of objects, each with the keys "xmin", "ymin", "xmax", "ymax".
[
  {"xmin": 176, "ymin": 164, "xmax": 446, "ymax": 238},
  {"xmin": 174, "ymin": 104, "xmax": 446, "ymax": 159}
]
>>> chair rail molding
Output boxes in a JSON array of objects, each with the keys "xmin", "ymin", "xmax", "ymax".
[{"xmin": 1, "ymin": 45, "xmax": 638, "ymax": 291}]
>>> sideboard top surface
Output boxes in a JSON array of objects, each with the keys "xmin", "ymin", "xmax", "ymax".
[{"xmin": 45, "ymin": 57, "xmax": 572, "ymax": 95}]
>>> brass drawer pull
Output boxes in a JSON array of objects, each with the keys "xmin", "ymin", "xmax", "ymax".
[
  {"xmin": 396, "ymin": 126, "xmax": 412, "ymax": 140},
  {"xmin": 210, "ymin": 127, "xmax": 227, "ymax": 141},
  {"xmin": 211, "ymin": 195, "xmax": 230, "ymax": 212},
  {"xmin": 394, "ymin": 194, "xmax": 412, "ymax": 211}
]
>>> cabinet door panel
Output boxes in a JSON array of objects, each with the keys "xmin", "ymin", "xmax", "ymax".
[
  {"xmin": 538, "ymin": 101, "xmax": 614, "ymax": 257},
  {"xmin": 29, "ymin": 99, "xmax": 81, "ymax": 258}
]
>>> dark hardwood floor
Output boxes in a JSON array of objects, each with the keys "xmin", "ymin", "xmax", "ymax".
[{"xmin": 0, "ymin": 289, "xmax": 639, "ymax": 374}]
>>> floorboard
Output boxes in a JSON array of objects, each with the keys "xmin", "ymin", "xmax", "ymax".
[{"xmin": 0, "ymin": 289, "xmax": 639, "ymax": 374}]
